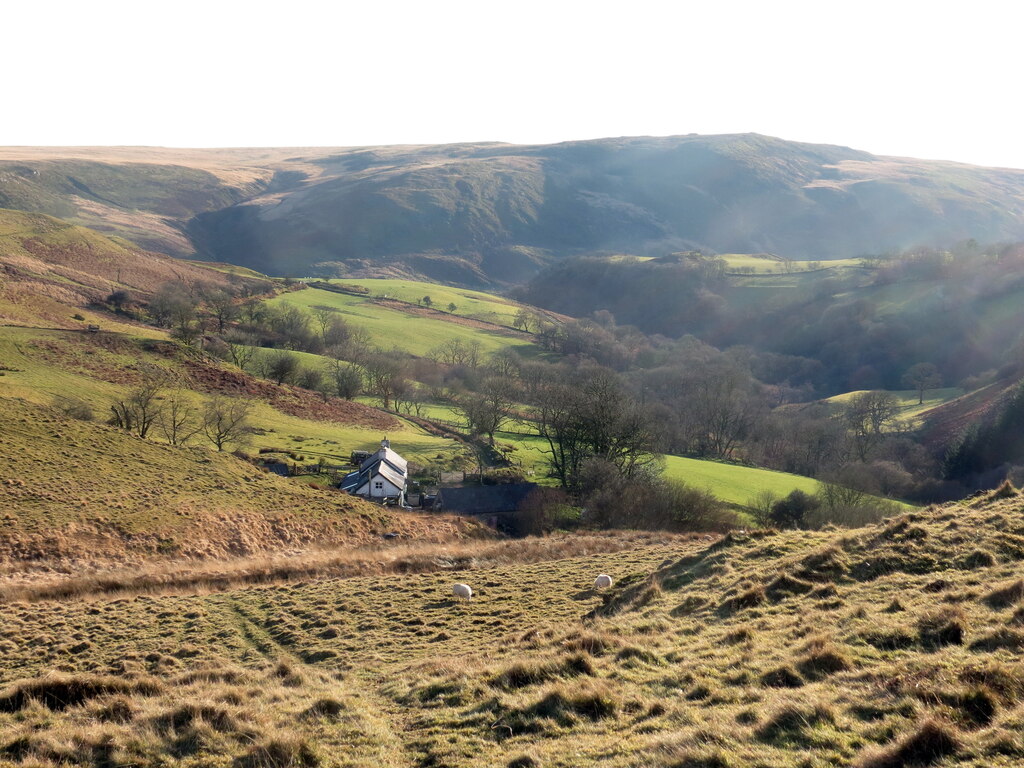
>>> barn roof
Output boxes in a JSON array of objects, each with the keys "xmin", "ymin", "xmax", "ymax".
[{"xmin": 437, "ymin": 483, "xmax": 539, "ymax": 516}]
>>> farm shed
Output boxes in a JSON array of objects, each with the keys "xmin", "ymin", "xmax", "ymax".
[{"xmin": 435, "ymin": 482, "xmax": 539, "ymax": 532}]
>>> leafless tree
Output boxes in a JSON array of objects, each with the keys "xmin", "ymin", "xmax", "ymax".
[
  {"xmin": 203, "ymin": 288, "xmax": 238, "ymax": 333},
  {"xmin": 902, "ymin": 362, "xmax": 942, "ymax": 405},
  {"xmin": 327, "ymin": 358, "xmax": 363, "ymax": 399},
  {"xmin": 455, "ymin": 377, "xmax": 516, "ymax": 443},
  {"xmin": 109, "ymin": 369, "xmax": 168, "ymax": 438},
  {"xmin": 157, "ymin": 390, "xmax": 203, "ymax": 446},
  {"xmin": 202, "ymin": 397, "xmax": 253, "ymax": 451},
  {"xmin": 363, "ymin": 353, "xmax": 407, "ymax": 410}
]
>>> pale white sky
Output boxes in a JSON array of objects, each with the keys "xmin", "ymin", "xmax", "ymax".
[{"xmin": 5, "ymin": 0, "xmax": 1022, "ymax": 168}]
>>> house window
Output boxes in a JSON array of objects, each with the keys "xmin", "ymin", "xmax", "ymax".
[{"xmin": 375, "ymin": 482, "xmax": 383, "ymax": 490}]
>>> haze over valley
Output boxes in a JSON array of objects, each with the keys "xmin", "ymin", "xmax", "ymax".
[
  {"xmin": 5, "ymin": 134, "xmax": 1024, "ymax": 284},
  {"xmin": 4, "ymin": 2, "xmax": 1024, "ymax": 764}
]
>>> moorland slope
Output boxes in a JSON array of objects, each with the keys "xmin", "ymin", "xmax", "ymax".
[
  {"xmin": 2, "ymin": 494, "xmax": 1023, "ymax": 766},
  {"xmin": 4, "ymin": 135, "xmax": 1024, "ymax": 284}
]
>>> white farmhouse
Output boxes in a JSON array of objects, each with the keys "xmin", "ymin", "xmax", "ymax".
[{"xmin": 339, "ymin": 438, "xmax": 408, "ymax": 504}]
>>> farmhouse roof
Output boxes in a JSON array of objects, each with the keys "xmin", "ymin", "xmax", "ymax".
[
  {"xmin": 437, "ymin": 482, "xmax": 539, "ymax": 516},
  {"xmin": 360, "ymin": 446, "xmax": 407, "ymax": 474},
  {"xmin": 341, "ymin": 442, "xmax": 409, "ymax": 495}
]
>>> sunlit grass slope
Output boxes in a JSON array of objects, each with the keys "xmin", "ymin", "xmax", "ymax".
[
  {"xmin": 0, "ymin": 326, "xmax": 463, "ymax": 469},
  {"xmin": 826, "ymin": 387, "xmax": 964, "ymax": 423},
  {"xmin": 662, "ymin": 455, "xmax": 822, "ymax": 506},
  {"xmin": 720, "ymin": 253, "xmax": 865, "ymax": 272},
  {"xmin": 322, "ymin": 278, "xmax": 525, "ymax": 325},
  {"xmin": 266, "ymin": 285, "xmax": 539, "ymax": 358},
  {"xmin": 0, "ymin": 398, "xmax": 421, "ymax": 569}
]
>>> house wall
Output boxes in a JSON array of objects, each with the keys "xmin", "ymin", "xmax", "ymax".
[{"xmin": 357, "ymin": 474, "xmax": 402, "ymax": 498}]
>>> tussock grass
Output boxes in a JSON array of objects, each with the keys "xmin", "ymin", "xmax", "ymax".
[
  {"xmin": 984, "ymin": 579, "xmax": 1024, "ymax": 608},
  {"xmin": 755, "ymin": 703, "xmax": 835, "ymax": 745},
  {"xmin": 917, "ymin": 608, "xmax": 966, "ymax": 649},
  {"xmin": 0, "ymin": 673, "xmax": 162, "ymax": 712},
  {"xmin": 854, "ymin": 718, "xmax": 960, "ymax": 767},
  {"xmin": 1, "ymin": 532, "xmax": 664, "ymax": 603},
  {"xmin": 3, "ymin": 495, "xmax": 1024, "ymax": 765}
]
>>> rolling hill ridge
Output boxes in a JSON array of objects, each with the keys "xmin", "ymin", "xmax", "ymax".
[{"xmin": 3, "ymin": 135, "xmax": 1024, "ymax": 284}]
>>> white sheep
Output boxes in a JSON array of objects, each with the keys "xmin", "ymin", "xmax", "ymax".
[
  {"xmin": 452, "ymin": 583, "xmax": 473, "ymax": 600},
  {"xmin": 594, "ymin": 574, "xmax": 613, "ymax": 590}
]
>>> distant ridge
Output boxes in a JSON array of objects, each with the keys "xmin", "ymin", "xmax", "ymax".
[{"xmin": 3, "ymin": 134, "xmax": 1024, "ymax": 285}]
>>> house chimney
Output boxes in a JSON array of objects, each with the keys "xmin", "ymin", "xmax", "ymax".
[{"xmin": 381, "ymin": 437, "xmax": 390, "ymax": 449}]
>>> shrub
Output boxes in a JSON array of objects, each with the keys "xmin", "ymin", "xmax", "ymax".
[
  {"xmin": 54, "ymin": 395, "xmax": 94, "ymax": 421},
  {"xmin": 769, "ymin": 490, "xmax": 820, "ymax": 529}
]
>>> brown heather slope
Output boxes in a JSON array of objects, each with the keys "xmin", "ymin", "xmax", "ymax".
[
  {"xmin": 917, "ymin": 379, "xmax": 1019, "ymax": 449},
  {"xmin": 0, "ymin": 400, "xmax": 469, "ymax": 579},
  {"xmin": 1, "ymin": 494, "xmax": 1024, "ymax": 766},
  {"xmin": 0, "ymin": 208, "xmax": 271, "ymax": 328}
]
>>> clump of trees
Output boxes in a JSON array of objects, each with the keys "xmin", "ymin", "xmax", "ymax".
[{"xmin": 108, "ymin": 367, "xmax": 252, "ymax": 452}]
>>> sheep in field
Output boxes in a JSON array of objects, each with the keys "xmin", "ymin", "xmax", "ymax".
[
  {"xmin": 452, "ymin": 583, "xmax": 473, "ymax": 600},
  {"xmin": 594, "ymin": 574, "xmax": 613, "ymax": 590}
]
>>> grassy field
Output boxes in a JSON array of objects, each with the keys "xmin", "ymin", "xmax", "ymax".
[
  {"xmin": 0, "ymin": 326, "xmax": 463, "ymax": 468},
  {"xmin": 2, "ymin": 496, "xmax": 1023, "ymax": 766},
  {"xmin": 826, "ymin": 387, "xmax": 964, "ymax": 423},
  {"xmin": 266, "ymin": 286, "xmax": 540, "ymax": 359},
  {"xmin": 720, "ymin": 253, "xmax": 866, "ymax": 273},
  {"xmin": 318, "ymin": 278, "xmax": 526, "ymax": 326},
  {"xmin": 662, "ymin": 455, "xmax": 822, "ymax": 506},
  {"xmin": 0, "ymin": 397, "xmax": 478, "ymax": 574}
]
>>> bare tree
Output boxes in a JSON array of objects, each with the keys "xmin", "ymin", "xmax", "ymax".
[
  {"xmin": 512, "ymin": 308, "xmax": 535, "ymax": 332},
  {"xmin": 843, "ymin": 391, "xmax": 901, "ymax": 461},
  {"xmin": 202, "ymin": 397, "xmax": 253, "ymax": 451},
  {"xmin": 263, "ymin": 349, "xmax": 300, "ymax": 386},
  {"xmin": 363, "ymin": 353, "xmax": 407, "ymax": 410},
  {"xmin": 327, "ymin": 359, "xmax": 363, "ymax": 399},
  {"xmin": 203, "ymin": 288, "xmax": 238, "ymax": 333},
  {"xmin": 455, "ymin": 377, "xmax": 516, "ymax": 443},
  {"xmin": 109, "ymin": 369, "xmax": 167, "ymax": 438},
  {"xmin": 488, "ymin": 348, "xmax": 522, "ymax": 379},
  {"xmin": 533, "ymin": 364, "xmax": 660, "ymax": 489},
  {"xmin": 225, "ymin": 332, "xmax": 259, "ymax": 371},
  {"xmin": 902, "ymin": 363, "xmax": 942, "ymax": 405},
  {"xmin": 157, "ymin": 390, "xmax": 203, "ymax": 446}
]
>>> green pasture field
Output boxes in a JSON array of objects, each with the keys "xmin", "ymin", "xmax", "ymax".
[
  {"xmin": 662, "ymin": 455, "xmax": 821, "ymax": 506},
  {"xmin": 317, "ymin": 278, "xmax": 525, "ymax": 326},
  {"xmin": 825, "ymin": 387, "xmax": 963, "ymax": 423},
  {"xmin": 265, "ymin": 286, "xmax": 539, "ymax": 359}
]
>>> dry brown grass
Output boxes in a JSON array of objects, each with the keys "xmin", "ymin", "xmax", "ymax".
[
  {"xmin": 0, "ymin": 531, "xmax": 685, "ymax": 603},
  {"xmin": 4, "ymin": 495, "xmax": 1024, "ymax": 766}
]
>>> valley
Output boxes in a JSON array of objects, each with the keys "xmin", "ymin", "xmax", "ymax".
[{"xmin": 3, "ymin": 135, "xmax": 1024, "ymax": 768}]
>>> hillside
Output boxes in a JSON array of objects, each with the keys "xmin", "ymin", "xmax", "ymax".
[
  {"xmin": 3, "ymin": 136, "xmax": 1024, "ymax": 284},
  {"xmin": 266, "ymin": 282, "xmax": 544, "ymax": 359},
  {"xmin": 0, "ymin": 399, "xmax": 472, "ymax": 577},
  {"xmin": 2, "ymin": 494, "xmax": 1023, "ymax": 766},
  {"xmin": 0, "ymin": 208, "xmax": 270, "ymax": 328}
]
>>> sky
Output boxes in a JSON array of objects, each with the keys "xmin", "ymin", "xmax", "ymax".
[{"xmin": 5, "ymin": 0, "xmax": 1022, "ymax": 168}]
